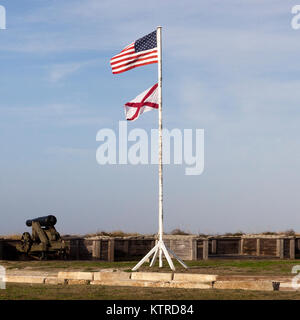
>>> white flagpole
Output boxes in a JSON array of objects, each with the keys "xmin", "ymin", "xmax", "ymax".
[
  {"xmin": 132, "ymin": 27, "xmax": 188, "ymax": 271},
  {"xmin": 157, "ymin": 26, "xmax": 163, "ymax": 268}
]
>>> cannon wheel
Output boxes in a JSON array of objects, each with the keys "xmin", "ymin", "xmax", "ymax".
[{"xmin": 21, "ymin": 232, "xmax": 32, "ymax": 254}]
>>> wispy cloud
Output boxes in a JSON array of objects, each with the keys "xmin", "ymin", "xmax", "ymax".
[
  {"xmin": 179, "ymin": 77, "xmax": 300, "ymax": 144},
  {"xmin": 47, "ymin": 59, "xmax": 99, "ymax": 82},
  {"xmin": 48, "ymin": 62, "xmax": 86, "ymax": 82},
  {"xmin": 3, "ymin": 0, "xmax": 296, "ymax": 54},
  {"xmin": 45, "ymin": 146, "xmax": 93, "ymax": 157},
  {"xmin": 0, "ymin": 103, "xmax": 108, "ymax": 127}
]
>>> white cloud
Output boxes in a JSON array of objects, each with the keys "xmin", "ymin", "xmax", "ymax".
[
  {"xmin": 48, "ymin": 62, "xmax": 85, "ymax": 82},
  {"xmin": 47, "ymin": 59, "xmax": 99, "ymax": 82},
  {"xmin": 177, "ymin": 77, "xmax": 300, "ymax": 142},
  {"xmin": 45, "ymin": 146, "xmax": 93, "ymax": 157},
  {"xmin": 0, "ymin": 103, "xmax": 108, "ymax": 127},
  {"xmin": 2, "ymin": 0, "xmax": 297, "ymax": 55}
]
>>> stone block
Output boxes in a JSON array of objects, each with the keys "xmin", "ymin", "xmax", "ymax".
[
  {"xmin": 44, "ymin": 277, "xmax": 66, "ymax": 285},
  {"xmin": 68, "ymin": 279, "xmax": 90, "ymax": 285},
  {"xmin": 131, "ymin": 272, "xmax": 172, "ymax": 282},
  {"xmin": 170, "ymin": 281, "xmax": 212, "ymax": 289},
  {"xmin": 93, "ymin": 272, "xmax": 130, "ymax": 281},
  {"xmin": 5, "ymin": 275, "xmax": 45, "ymax": 284},
  {"xmin": 173, "ymin": 273, "xmax": 217, "ymax": 282},
  {"xmin": 57, "ymin": 272, "xmax": 93, "ymax": 281},
  {"xmin": 213, "ymin": 280, "xmax": 274, "ymax": 291}
]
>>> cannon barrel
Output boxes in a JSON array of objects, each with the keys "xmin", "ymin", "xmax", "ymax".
[{"xmin": 26, "ymin": 215, "xmax": 57, "ymax": 227}]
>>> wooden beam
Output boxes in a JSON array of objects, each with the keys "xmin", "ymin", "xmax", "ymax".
[
  {"xmin": 256, "ymin": 238, "xmax": 260, "ymax": 257},
  {"xmin": 76, "ymin": 239, "xmax": 80, "ymax": 260},
  {"xmin": 203, "ymin": 240, "xmax": 209, "ymax": 260},
  {"xmin": 279, "ymin": 239, "xmax": 284, "ymax": 259},
  {"xmin": 191, "ymin": 239, "xmax": 197, "ymax": 260},
  {"xmin": 240, "ymin": 238, "xmax": 244, "ymax": 255},
  {"xmin": 0, "ymin": 240, "xmax": 3, "ymax": 260},
  {"xmin": 211, "ymin": 239, "xmax": 217, "ymax": 254},
  {"xmin": 92, "ymin": 240, "xmax": 101, "ymax": 260},
  {"xmin": 108, "ymin": 238, "xmax": 115, "ymax": 262},
  {"xmin": 290, "ymin": 239, "xmax": 295, "ymax": 260}
]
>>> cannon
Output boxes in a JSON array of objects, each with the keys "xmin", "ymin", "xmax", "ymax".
[
  {"xmin": 18, "ymin": 215, "xmax": 69, "ymax": 260},
  {"xmin": 26, "ymin": 215, "xmax": 57, "ymax": 227}
]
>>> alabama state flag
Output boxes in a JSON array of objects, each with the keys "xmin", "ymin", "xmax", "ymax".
[{"xmin": 124, "ymin": 83, "xmax": 158, "ymax": 121}]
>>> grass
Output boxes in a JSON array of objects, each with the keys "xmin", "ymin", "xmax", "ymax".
[
  {"xmin": 82, "ymin": 230, "xmax": 144, "ymax": 238},
  {"xmin": 1, "ymin": 259, "xmax": 299, "ymax": 300},
  {"xmin": 0, "ymin": 283, "xmax": 299, "ymax": 300},
  {"xmin": 129, "ymin": 259, "xmax": 300, "ymax": 276},
  {"xmin": 180, "ymin": 259, "xmax": 300, "ymax": 275},
  {"xmin": 0, "ymin": 234, "xmax": 22, "ymax": 240},
  {"xmin": 0, "ymin": 260, "xmax": 136, "ymax": 271},
  {"xmin": 1, "ymin": 259, "xmax": 299, "ymax": 275}
]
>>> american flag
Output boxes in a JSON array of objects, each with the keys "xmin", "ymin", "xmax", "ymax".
[{"xmin": 110, "ymin": 31, "xmax": 158, "ymax": 74}]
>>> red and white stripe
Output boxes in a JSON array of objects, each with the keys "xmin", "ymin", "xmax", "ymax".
[
  {"xmin": 124, "ymin": 83, "xmax": 158, "ymax": 121},
  {"xmin": 110, "ymin": 43, "xmax": 158, "ymax": 74}
]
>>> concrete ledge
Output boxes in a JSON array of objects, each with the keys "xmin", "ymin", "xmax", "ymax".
[
  {"xmin": 91, "ymin": 279, "xmax": 173, "ymax": 288},
  {"xmin": 45, "ymin": 277, "xmax": 66, "ymax": 285},
  {"xmin": 68, "ymin": 279, "xmax": 90, "ymax": 285},
  {"xmin": 214, "ymin": 280, "xmax": 274, "ymax": 291},
  {"xmin": 280, "ymin": 282, "xmax": 294, "ymax": 288},
  {"xmin": 57, "ymin": 272, "xmax": 93, "ymax": 281},
  {"xmin": 94, "ymin": 272, "xmax": 130, "ymax": 281},
  {"xmin": 3, "ymin": 271, "xmax": 286, "ymax": 291},
  {"xmin": 5, "ymin": 275, "xmax": 45, "ymax": 284},
  {"xmin": 217, "ymin": 275, "xmax": 293, "ymax": 281},
  {"xmin": 91, "ymin": 279, "xmax": 213, "ymax": 289},
  {"xmin": 131, "ymin": 272, "xmax": 172, "ymax": 282},
  {"xmin": 173, "ymin": 273, "xmax": 217, "ymax": 282},
  {"xmin": 279, "ymin": 282, "xmax": 299, "ymax": 291},
  {"xmin": 170, "ymin": 281, "xmax": 212, "ymax": 289}
]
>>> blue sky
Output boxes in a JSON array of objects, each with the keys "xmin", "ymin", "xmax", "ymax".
[{"xmin": 1, "ymin": 0, "xmax": 300, "ymax": 235}]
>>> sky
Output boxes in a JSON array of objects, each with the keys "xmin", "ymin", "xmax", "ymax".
[{"xmin": 0, "ymin": 0, "xmax": 300, "ymax": 235}]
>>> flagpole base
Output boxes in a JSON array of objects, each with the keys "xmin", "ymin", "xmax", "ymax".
[{"xmin": 131, "ymin": 240, "xmax": 188, "ymax": 271}]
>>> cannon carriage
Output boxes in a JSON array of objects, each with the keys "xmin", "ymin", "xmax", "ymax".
[{"xmin": 17, "ymin": 215, "xmax": 69, "ymax": 260}]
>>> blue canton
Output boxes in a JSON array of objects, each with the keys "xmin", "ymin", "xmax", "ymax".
[{"xmin": 135, "ymin": 31, "xmax": 157, "ymax": 52}]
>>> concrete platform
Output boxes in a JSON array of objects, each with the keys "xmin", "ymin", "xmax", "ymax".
[
  {"xmin": 3, "ymin": 270, "xmax": 295, "ymax": 291},
  {"xmin": 173, "ymin": 273, "xmax": 217, "ymax": 282},
  {"xmin": 5, "ymin": 275, "xmax": 45, "ymax": 284},
  {"xmin": 131, "ymin": 272, "xmax": 172, "ymax": 282},
  {"xmin": 44, "ymin": 277, "xmax": 66, "ymax": 285},
  {"xmin": 68, "ymin": 279, "xmax": 90, "ymax": 285},
  {"xmin": 57, "ymin": 271, "xmax": 94, "ymax": 281},
  {"xmin": 94, "ymin": 271, "xmax": 130, "ymax": 281},
  {"xmin": 213, "ymin": 280, "xmax": 275, "ymax": 291}
]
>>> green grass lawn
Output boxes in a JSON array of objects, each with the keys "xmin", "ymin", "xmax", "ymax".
[
  {"xmin": 0, "ymin": 260, "xmax": 135, "ymax": 271},
  {"xmin": 0, "ymin": 283, "xmax": 299, "ymax": 300},
  {"xmin": 1, "ymin": 259, "xmax": 299, "ymax": 275},
  {"xmin": 0, "ymin": 259, "xmax": 299, "ymax": 300},
  {"xmin": 182, "ymin": 259, "xmax": 300, "ymax": 275}
]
